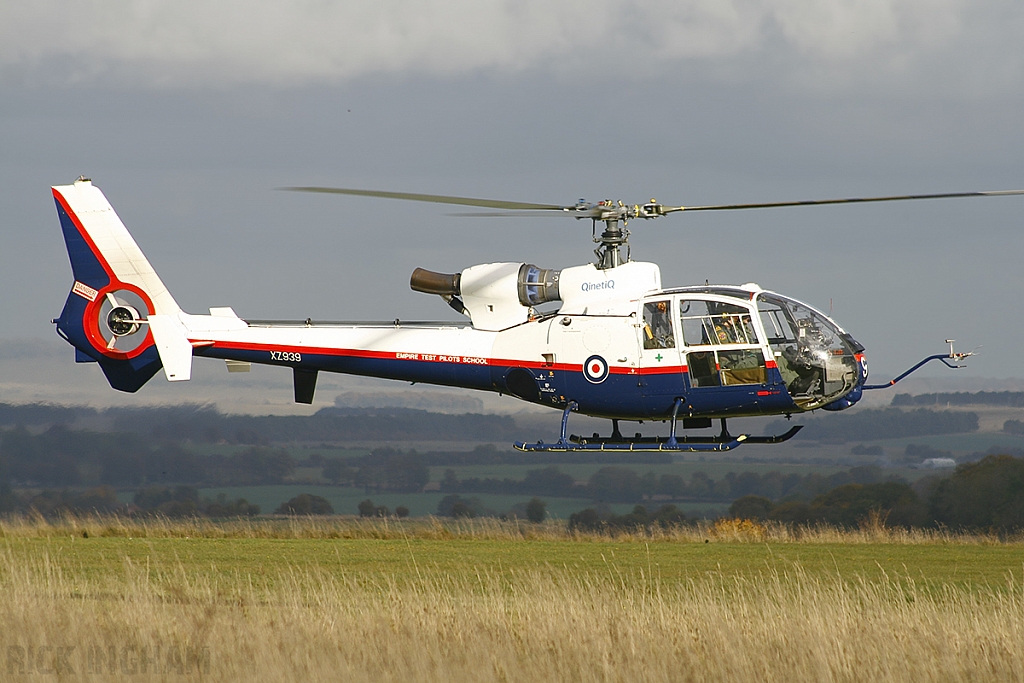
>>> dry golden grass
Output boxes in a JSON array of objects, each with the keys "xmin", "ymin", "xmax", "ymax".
[
  {"xmin": 0, "ymin": 512, "xmax": 1019, "ymax": 544},
  {"xmin": 3, "ymin": 515, "xmax": 1023, "ymax": 680},
  {"xmin": 1, "ymin": 538, "xmax": 1023, "ymax": 682}
]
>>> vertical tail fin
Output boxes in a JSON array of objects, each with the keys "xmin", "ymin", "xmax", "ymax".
[{"xmin": 53, "ymin": 177, "xmax": 187, "ymax": 392}]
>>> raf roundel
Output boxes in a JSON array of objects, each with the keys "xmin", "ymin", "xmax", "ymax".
[{"xmin": 583, "ymin": 355, "xmax": 609, "ymax": 384}]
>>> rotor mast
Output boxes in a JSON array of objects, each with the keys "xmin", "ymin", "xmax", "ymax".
[{"xmin": 593, "ymin": 215, "xmax": 623, "ymax": 268}]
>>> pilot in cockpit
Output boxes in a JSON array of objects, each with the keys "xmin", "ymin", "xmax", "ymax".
[{"xmin": 782, "ymin": 343, "xmax": 821, "ymax": 395}]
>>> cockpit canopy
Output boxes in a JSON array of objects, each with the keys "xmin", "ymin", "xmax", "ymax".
[
  {"xmin": 662, "ymin": 286, "xmax": 863, "ymax": 409},
  {"xmin": 756, "ymin": 292, "xmax": 863, "ymax": 408}
]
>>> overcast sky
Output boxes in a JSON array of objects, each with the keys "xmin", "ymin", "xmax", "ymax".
[{"xmin": 2, "ymin": 1, "xmax": 1024, "ymax": 410}]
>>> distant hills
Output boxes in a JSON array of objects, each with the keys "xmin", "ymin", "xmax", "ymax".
[
  {"xmin": 893, "ymin": 391, "xmax": 1024, "ymax": 408},
  {"xmin": 0, "ymin": 397, "xmax": 1001, "ymax": 447},
  {"xmin": 0, "ymin": 403, "xmax": 521, "ymax": 444}
]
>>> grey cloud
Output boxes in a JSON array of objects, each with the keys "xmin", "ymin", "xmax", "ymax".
[
  {"xmin": 2, "ymin": 0, "xmax": 1015, "ymax": 94},
  {"xmin": 3, "ymin": 0, "xmax": 1024, "ymax": 400}
]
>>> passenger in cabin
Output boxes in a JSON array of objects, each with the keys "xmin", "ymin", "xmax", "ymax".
[
  {"xmin": 714, "ymin": 313, "xmax": 756, "ymax": 345},
  {"xmin": 643, "ymin": 301, "xmax": 674, "ymax": 349},
  {"xmin": 739, "ymin": 315, "xmax": 757, "ymax": 343},
  {"xmin": 715, "ymin": 317, "xmax": 738, "ymax": 344}
]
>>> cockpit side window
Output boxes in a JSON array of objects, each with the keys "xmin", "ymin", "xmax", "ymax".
[
  {"xmin": 758, "ymin": 302, "xmax": 797, "ymax": 344},
  {"xmin": 642, "ymin": 300, "xmax": 675, "ymax": 349},
  {"xmin": 679, "ymin": 299, "xmax": 758, "ymax": 346}
]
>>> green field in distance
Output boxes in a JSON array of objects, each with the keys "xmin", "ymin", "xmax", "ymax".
[{"xmin": 6, "ymin": 536, "xmax": 1022, "ymax": 592}]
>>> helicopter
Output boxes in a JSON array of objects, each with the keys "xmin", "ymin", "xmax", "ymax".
[{"xmin": 51, "ymin": 178, "xmax": 1018, "ymax": 452}]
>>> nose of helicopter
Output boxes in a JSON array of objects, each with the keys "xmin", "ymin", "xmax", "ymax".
[
  {"xmin": 856, "ymin": 353, "xmax": 868, "ymax": 386},
  {"xmin": 821, "ymin": 352, "xmax": 869, "ymax": 412}
]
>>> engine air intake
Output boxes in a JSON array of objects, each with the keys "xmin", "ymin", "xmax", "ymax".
[{"xmin": 517, "ymin": 264, "xmax": 560, "ymax": 306}]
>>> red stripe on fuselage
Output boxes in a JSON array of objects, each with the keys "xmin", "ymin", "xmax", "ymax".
[
  {"xmin": 202, "ymin": 340, "xmax": 783, "ymax": 378},
  {"xmin": 198, "ymin": 339, "xmax": 655, "ymax": 374},
  {"xmin": 637, "ymin": 365, "xmax": 686, "ymax": 375}
]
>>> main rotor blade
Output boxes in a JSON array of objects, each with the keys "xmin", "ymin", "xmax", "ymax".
[
  {"xmin": 662, "ymin": 189, "xmax": 1024, "ymax": 214},
  {"xmin": 282, "ymin": 186, "xmax": 568, "ymax": 211},
  {"xmin": 447, "ymin": 210, "xmax": 578, "ymax": 218}
]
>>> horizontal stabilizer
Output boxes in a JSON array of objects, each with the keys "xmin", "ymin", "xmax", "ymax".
[{"xmin": 147, "ymin": 315, "xmax": 193, "ymax": 381}]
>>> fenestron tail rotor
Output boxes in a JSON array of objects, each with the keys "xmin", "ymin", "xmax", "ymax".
[
  {"xmin": 284, "ymin": 185, "xmax": 1024, "ymax": 270},
  {"xmin": 98, "ymin": 289, "xmax": 149, "ymax": 352}
]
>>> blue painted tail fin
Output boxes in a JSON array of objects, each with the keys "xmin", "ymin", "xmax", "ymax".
[{"xmin": 52, "ymin": 178, "xmax": 182, "ymax": 392}]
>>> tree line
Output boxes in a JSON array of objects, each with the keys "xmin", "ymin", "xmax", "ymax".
[
  {"xmin": 0, "ymin": 402, "xmax": 519, "ymax": 443},
  {"xmin": 893, "ymin": 391, "xmax": 1024, "ymax": 408},
  {"xmin": 559, "ymin": 455, "xmax": 1024, "ymax": 533},
  {"xmin": 0, "ymin": 421, "xmax": 1000, "ymax": 510},
  {"xmin": 0, "ymin": 424, "xmax": 295, "ymax": 487},
  {"xmin": 0, "ymin": 484, "xmax": 259, "ymax": 518},
  {"xmin": 0, "ymin": 427, "xmax": 664, "ymax": 490},
  {"xmin": 768, "ymin": 407, "xmax": 978, "ymax": 443},
  {"xmin": 439, "ymin": 463, "xmax": 905, "ymax": 503},
  {"xmin": 5, "ymin": 454, "xmax": 1024, "ymax": 532},
  {"xmin": 724, "ymin": 454, "xmax": 1024, "ymax": 532}
]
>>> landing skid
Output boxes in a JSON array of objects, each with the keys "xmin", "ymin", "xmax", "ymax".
[{"xmin": 513, "ymin": 400, "xmax": 803, "ymax": 453}]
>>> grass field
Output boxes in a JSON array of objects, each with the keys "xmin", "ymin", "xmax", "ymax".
[
  {"xmin": 1, "ymin": 516, "xmax": 1023, "ymax": 681},
  {"xmin": 4, "ymin": 526, "xmax": 1022, "ymax": 589}
]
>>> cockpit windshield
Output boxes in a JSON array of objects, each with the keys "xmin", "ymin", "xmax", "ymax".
[{"xmin": 757, "ymin": 293, "xmax": 860, "ymax": 409}]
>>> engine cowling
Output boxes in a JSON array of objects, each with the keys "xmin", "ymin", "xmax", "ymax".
[{"xmin": 411, "ymin": 263, "xmax": 561, "ymax": 331}]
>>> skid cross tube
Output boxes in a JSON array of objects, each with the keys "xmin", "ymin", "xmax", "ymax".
[{"xmin": 513, "ymin": 398, "xmax": 751, "ymax": 452}]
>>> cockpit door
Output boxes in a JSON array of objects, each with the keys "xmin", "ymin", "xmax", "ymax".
[{"xmin": 677, "ymin": 298, "xmax": 772, "ymax": 403}]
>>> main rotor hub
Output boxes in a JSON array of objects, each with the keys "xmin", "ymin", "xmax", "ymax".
[{"xmin": 583, "ymin": 199, "xmax": 665, "ymax": 269}]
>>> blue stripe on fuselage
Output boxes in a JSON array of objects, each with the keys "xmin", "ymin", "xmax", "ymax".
[{"xmin": 195, "ymin": 346, "xmax": 799, "ymax": 420}]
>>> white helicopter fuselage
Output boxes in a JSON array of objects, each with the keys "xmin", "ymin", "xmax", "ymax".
[{"xmin": 53, "ymin": 179, "xmax": 867, "ymax": 423}]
